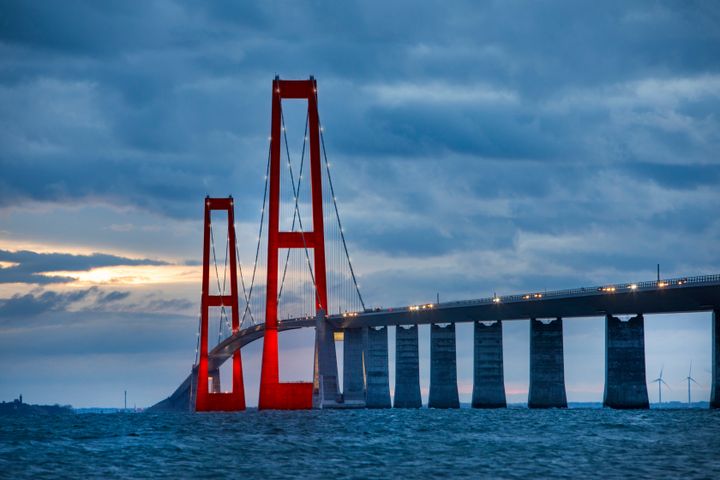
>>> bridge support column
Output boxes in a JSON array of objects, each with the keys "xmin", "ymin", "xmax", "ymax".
[
  {"xmin": 209, "ymin": 369, "xmax": 221, "ymax": 394},
  {"xmin": 343, "ymin": 327, "xmax": 366, "ymax": 405},
  {"xmin": 313, "ymin": 310, "xmax": 341, "ymax": 408},
  {"xmin": 429, "ymin": 323, "xmax": 460, "ymax": 408},
  {"xmin": 366, "ymin": 326, "xmax": 391, "ymax": 408},
  {"xmin": 394, "ymin": 325, "xmax": 422, "ymax": 408},
  {"xmin": 711, "ymin": 310, "xmax": 720, "ymax": 409},
  {"xmin": 604, "ymin": 314, "xmax": 649, "ymax": 409},
  {"xmin": 472, "ymin": 321, "xmax": 506, "ymax": 408},
  {"xmin": 528, "ymin": 318, "xmax": 567, "ymax": 408}
]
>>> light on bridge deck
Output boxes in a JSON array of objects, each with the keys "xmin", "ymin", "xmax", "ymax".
[{"xmin": 408, "ymin": 304, "xmax": 434, "ymax": 311}]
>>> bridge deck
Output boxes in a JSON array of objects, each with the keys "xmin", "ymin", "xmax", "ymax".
[
  {"xmin": 149, "ymin": 274, "xmax": 720, "ymax": 411},
  {"xmin": 212, "ymin": 274, "xmax": 719, "ymax": 370},
  {"xmin": 340, "ymin": 275, "xmax": 720, "ymax": 328}
]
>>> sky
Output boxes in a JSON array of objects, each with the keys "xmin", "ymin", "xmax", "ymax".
[{"xmin": 1, "ymin": 0, "xmax": 719, "ymax": 408}]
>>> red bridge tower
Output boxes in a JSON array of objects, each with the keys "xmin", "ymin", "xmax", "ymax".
[
  {"xmin": 195, "ymin": 196, "xmax": 246, "ymax": 411},
  {"xmin": 259, "ymin": 77, "xmax": 329, "ymax": 409}
]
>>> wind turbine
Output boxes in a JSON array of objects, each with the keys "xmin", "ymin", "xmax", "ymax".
[
  {"xmin": 683, "ymin": 362, "xmax": 699, "ymax": 405},
  {"xmin": 650, "ymin": 366, "xmax": 670, "ymax": 404}
]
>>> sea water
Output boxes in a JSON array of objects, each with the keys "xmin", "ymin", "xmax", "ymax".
[{"xmin": 1, "ymin": 408, "xmax": 719, "ymax": 479}]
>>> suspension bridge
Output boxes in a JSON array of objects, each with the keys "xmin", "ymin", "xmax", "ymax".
[{"xmin": 151, "ymin": 76, "xmax": 720, "ymax": 411}]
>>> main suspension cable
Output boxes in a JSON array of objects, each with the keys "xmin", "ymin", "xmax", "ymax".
[
  {"xmin": 315, "ymin": 101, "xmax": 366, "ymax": 311},
  {"xmin": 194, "ymin": 311, "xmax": 201, "ymax": 365},
  {"xmin": 235, "ymin": 241, "xmax": 255, "ymax": 327},
  {"xmin": 241, "ymin": 144, "xmax": 272, "ymax": 326}
]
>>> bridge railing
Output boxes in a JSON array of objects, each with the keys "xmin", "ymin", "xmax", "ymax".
[{"xmin": 452, "ymin": 273, "xmax": 720, "ymax": 307}]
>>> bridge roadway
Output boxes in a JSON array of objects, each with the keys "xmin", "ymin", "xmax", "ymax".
[{"xmin": 153, "ymin": 274, "xmax": 720, "ymax": 411}]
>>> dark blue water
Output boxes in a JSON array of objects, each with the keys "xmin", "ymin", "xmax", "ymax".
[{"xmin": 2, "ymin": 409, "xmax": 719, "ymax": 479}]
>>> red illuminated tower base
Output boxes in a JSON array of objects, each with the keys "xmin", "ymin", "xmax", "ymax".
[
  {"xmin": 195, "ymin": 196, "xmax": 246, "ymax": 412},
  {"xmin": 259, "ymin": 77, "xmax": 328, "ymax": 410}
]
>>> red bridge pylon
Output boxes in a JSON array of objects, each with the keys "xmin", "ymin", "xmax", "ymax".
[
  {"xmin": 195, "ymin": 196, "xmax": 246, "ymax": 412},
  {"xmin": 259, "ymin": 76, "xmax": 328, "ymax": 410}
]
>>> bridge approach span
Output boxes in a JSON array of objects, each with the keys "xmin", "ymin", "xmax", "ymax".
[{"xmin": 339, "ymin": 276, "xmax": 720, "ymax": 329}]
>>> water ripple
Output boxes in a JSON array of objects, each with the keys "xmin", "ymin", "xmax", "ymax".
[{"xmin": 1, "ymin": 409, "xmax": 719, "ymax": 479}]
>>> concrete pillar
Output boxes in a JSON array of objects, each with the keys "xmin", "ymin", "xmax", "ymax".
[
  {"xmin": 472, "ymin": 321, "xmax": 506, "ymax": 408},
  {"xmin": 429, "ymin": 323, "xmax": 460, "ymax": 408},
  {"xmin": 313, "ymin": 310, "xmax": 341, "ymax": 407},
  {"xmin": 711, "ymin": 310, "xmax": 720, "ymax": 409},
  {"xmin": 528, "ymin": 318, "xmax": 567, "ymax": 408},
  {"xmin": 604, "ymin": 314, "xmax": 649, "ymax": 409},
  {"xmin": 343, "ymin": 327, "xmax": 366, "ymax": 405},
  {"xmin": 209, "ymin": 368, "xmax": 221, "ymax": 393},
  {"xmin": 365, "ymin": 326, "xmax": 391, "ymax": 408},
  {"xmin": 394, "ymin": 325, "xmax": 422, "ymax": 408}
]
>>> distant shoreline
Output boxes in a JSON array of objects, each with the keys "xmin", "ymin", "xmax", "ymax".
[{"xmin": 0, "ymin": 399, "xmax": 73, "ymax": 416}]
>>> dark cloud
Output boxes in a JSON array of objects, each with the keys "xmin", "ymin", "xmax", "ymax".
[
  {"xmin": 143, "ymin": 297, "xmax": 193, "ymax": 313},
  {"xmin": 0, "ymin": 0, "xmax": 717, "ymax": 269},
  {"xmin": 0, "ymin": 287, "xmax": 130, "ymax": 322},
  {"xmin": 0, "ymin": 0, "xmax": 718, "ymax": 224},
  {"xmin": 0, "ymin": 285, "xmax": 195, "ymax": 330},
  {"xmin": 352, "ymin": 225, "xmax": 459, "ymax": 257},
  {"xmin": 0, "ymin": 289, "xmax": 95, "ymax": 318},
  {"xmin": 0, "ymin": 1, "xmax": 178, "ymax": 56},
  {"xmin": 96, "ymin": 290, "xmax": 131, "ymax": 304},
  {"xmin": 0, "ymin": 249, "xmax": 169, "ymax": 284},
  {"xmin": 621, "ymin": 162, "xmax": 720, "ymax": 189}
]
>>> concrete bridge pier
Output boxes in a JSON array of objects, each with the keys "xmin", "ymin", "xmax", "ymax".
[
  {"xmin": 472, "ymin": 321, "xmax": 506, "ymax": 408},
  {"xmin": 313, "ymin": 310, "xmax": 341, "ymax": 408},
  {"xmin": 711, "ymin": 310, "xmax": 720, "ymax": 409},
  {"xmin": 209, "ymin": 368, "xmax": 221, "ymax": 394},
  {"xmin": 528, "ymin": 318, "xmax": 567, "ymax": 408},
  {"xmin": 429, "ymin": 323, "xmax": 460, "ymax": 408},
  {"xmin": 365, "ymin": 326, "xmax": 391, "ymax": 408},
  {"xmin": 394, "ymin": 325, "xmax": 422, "ymax": 408},
  {"xmin": 343, "ymin": 327, "xmax": 367, "ymax": 405},
  {"xmin": 604, "ymin": 314, "xmax": 649, "ymax": 409}
]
